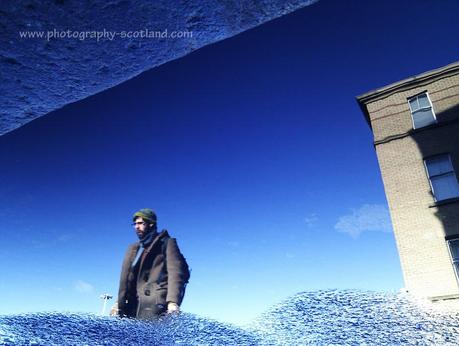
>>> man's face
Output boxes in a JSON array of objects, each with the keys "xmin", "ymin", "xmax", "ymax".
[{"xmin": 133, "ymin": 217, "xmax": 153, "ymax": 239}]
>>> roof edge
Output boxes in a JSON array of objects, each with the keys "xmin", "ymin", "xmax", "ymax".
[{"xmin": 356, "ymin": 61, "xmax": 459, "ymax": 129}]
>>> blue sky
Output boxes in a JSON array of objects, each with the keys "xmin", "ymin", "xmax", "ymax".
[{"xmin": 0, "ymin": 0, "xmax": 458, "ymax": 325}]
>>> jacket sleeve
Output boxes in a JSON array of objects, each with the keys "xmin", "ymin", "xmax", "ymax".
[
  {"xmin": 117, "ymin": 243, "xmax": 139, "ymax": 316},
  {"xmin": 166, "ymin": 238, "xmax": 189, "ymax": 305}
]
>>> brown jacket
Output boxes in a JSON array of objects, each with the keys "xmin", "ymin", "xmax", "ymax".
[{"xmin": 117, "ymin": 230, "xmax": 189, "ymax": 318}]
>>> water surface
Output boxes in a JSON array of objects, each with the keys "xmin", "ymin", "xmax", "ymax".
[{"xmin": 1, "ymin": 290, "xmax": 459, "ymax": 345}]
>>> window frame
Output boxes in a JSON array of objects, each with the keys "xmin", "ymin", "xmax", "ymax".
[
  {"xmin": 447, "ymin": 238, "xmax": 459, "ymax": 285},
  {"xmin": 423, "ymin": 154, "xmax": 459, "ymax": 202},
  {"xmin": 408, "ymin": 92, "xmax": 437, "ymax": 129}
]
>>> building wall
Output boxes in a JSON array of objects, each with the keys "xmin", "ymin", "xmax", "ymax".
[
  {"xmin": 367, "ymin": 73, "xmax": 459, "ymax": 142},
  {"xmin": 365, "ymin": 72, "xmax": 459, "ymax": 298}
]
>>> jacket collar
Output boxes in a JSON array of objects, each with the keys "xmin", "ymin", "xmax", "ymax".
[
  {"xmin": 137, "ymin": 230, "xmax": 170, "ymax": 270},
  {"xmin": 142, "ymin": 229, "xmax": 169, "ymax": 252}
]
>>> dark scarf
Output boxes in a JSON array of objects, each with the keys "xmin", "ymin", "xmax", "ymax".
[{"xmin": 139, "ymin": 230, "xmax": 157, "ymax": 248}]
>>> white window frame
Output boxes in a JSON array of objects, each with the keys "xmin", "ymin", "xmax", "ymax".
[
  {"xmin": 408, "ymin": 92, "xmax": 437, "ymax": 129},
  {"xmin": 447, "ymin": 239, "xmax": 459, "ymax": 284},
  {"xmin": 424, "ymin": 154, "xmax": 459, "ymax": 202}
]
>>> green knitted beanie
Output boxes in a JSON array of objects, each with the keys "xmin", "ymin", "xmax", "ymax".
[{"xmin": 133, "ymin": 208, "xmax": 157, "ymax": 225}]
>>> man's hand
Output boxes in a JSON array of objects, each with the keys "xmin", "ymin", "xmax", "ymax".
[
  {"xmin": 110, "ymin": 303, "xmax": 119, "ymax": 316},
  {"xmin": 167, "ymin": 302, "xmax": 180, "ymax": 314}
]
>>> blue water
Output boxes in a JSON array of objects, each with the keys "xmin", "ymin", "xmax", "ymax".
[{"xmin": 1, "ymin": 290, "xmax": 459, "ymax": 345}]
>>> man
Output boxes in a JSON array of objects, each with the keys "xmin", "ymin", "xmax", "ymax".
[{"xmin": 113, "ymin": 208, "xmax": 190, "ymax": 319}]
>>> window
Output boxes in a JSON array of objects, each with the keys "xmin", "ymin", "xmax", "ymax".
[
  {"xmin": 447, "ymin": 239, "xmax": 459, "ymax": 281},
  {"xmin": 424, "ymin": 154, "xmax": 459, "ymax": 201},
  {"xmin": 408, "ymin": 92, "xmax": 436, "ymax": 129}
]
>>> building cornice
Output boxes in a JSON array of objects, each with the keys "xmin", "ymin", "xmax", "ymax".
[{"xmin": 356, "ymin": 61, "xmax": 459, "ymax": 128}]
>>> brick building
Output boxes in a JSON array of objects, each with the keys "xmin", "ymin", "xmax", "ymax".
[{"xmin": 357, "ymin": 61, "xmax": 459, "ymax": 304}]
